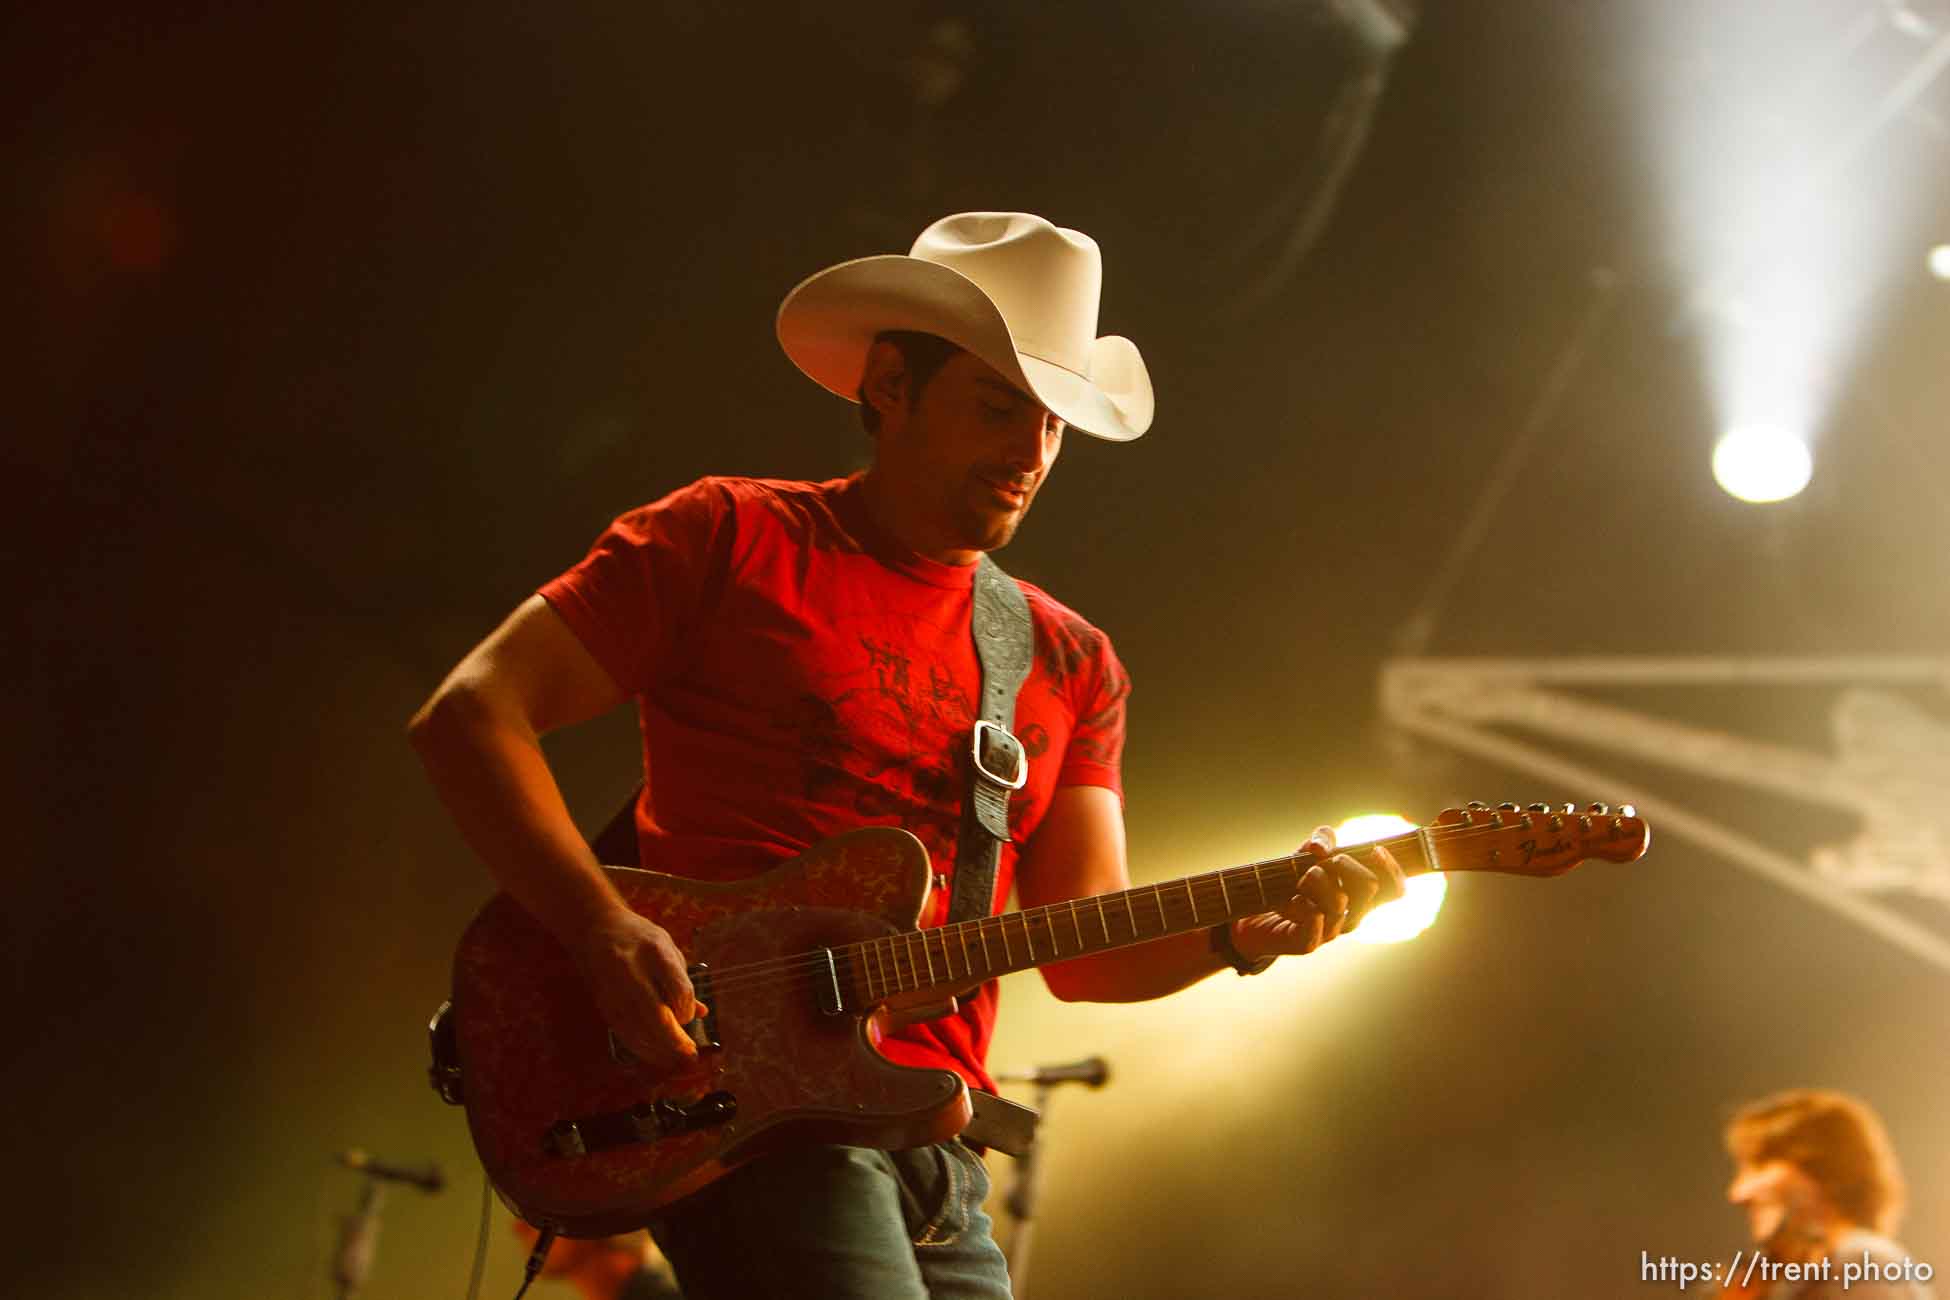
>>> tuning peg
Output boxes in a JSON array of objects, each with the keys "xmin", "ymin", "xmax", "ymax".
[
  {"xmin": 1466, "ymin": 800, "xmax": 1488, "ymax": 810},
  {"xmin": 1619, "ymin": 803, "xmax": 1637, "ymax": 819},
  {"xmin": 1526, "ymin": 801, "xmax": 1549, "ymax": 813},
  {"xmin": 1560, "ymin": 802, "xmax": 1576, "ymax": 815},
  {"xmin": 1497, "ymin": 802, "xmax": 1518, "ymax": 812},
  {"xmin": 1587, "ymin": 801, "xmax": 1609, "ymax": 815}
]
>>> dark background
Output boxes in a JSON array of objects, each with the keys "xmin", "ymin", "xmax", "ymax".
[{"xmin": 13, "ymin": 2, "xmax": 1947, "ymax": 1296}]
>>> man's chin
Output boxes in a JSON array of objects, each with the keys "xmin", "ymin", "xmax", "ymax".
[
  {"xmin": 959, "ymin": 504, "xmax": 1027, "ymax": 552},
  {"xmin": 987, "ymin": 511, "xmax": 1030, "ymax": 550}
]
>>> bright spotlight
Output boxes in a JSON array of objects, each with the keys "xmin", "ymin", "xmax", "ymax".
[
  {"xmin": 1929, "ymin": 244, "xmax": 1950, "ymax": 280},
  {"xmin": 1334, "ymin": 814, "xmax": 1448, "ymax": 945},
  {"xmin": 1712, "ymin": 426, "xmax": 1813, "ymax": 503}
]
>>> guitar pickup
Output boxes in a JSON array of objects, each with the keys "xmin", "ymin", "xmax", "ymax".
[
  {"xmin": 542, "ymin": 1091, "xmax": 738, "ymax": 1159},
  {"xmin": 607, "ymin": 963, "xmax": 719, "ymax": 1064}
]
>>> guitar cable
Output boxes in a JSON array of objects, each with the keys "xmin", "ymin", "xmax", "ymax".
[
  {"xmin": 465, "ymin": 1171, "xmax": 490, "ymax": 1300},
  {"xmin": 460, "ymin": 1168, "xmax": 559, "ymax": 1300},
  {"xmin": 511, "ymin": 1224, "xmax": 558, "ymax": 1300}
]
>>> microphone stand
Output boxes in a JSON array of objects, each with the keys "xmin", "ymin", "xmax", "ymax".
[
  {"xmin": 993, "ymin": 1057, "xmax": 1110, "ymax": 1300},
  {"xmin": 332, "ymin": 1176, "xmax": 385, "ymax": 1300},
  {"xmin": 1000, "ymin": 1079, "xmax": 1048, "ymax": 1295},
  {"xmin": 327, "ymin": 1149, "xmax": 442, "ymax": 1298}
]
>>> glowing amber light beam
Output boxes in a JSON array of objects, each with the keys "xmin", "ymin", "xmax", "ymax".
[{"xmin": 1334, "ymin": 813, "xmax": 1448, "ymax": 945}]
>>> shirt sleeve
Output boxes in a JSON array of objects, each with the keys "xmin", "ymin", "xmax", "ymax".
[
  {"xmin": 536, "ymin": 479, "xmax": 736, "ymax": 696},
  {"xmin": 1055, "ymin": 620, "xmax": 1129, "ymax": 800}
]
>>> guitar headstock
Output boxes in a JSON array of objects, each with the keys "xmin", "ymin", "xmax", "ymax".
[{"xmin": 1430, "ymin": 800, "xmax": 1650, "ymax": 878}]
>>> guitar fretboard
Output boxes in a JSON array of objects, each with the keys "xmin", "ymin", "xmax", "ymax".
[{"xmin": 843, "ymin": 831, "xmax": 1434, "ymax": 1007}]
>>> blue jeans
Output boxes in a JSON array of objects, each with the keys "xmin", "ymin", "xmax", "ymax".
[{"xmin": 647, "ymin": 1141, "xmax": 1012, "ymax": 1299}]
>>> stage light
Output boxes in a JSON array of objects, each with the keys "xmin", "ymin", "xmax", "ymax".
[
  {"xmin": 1334, "ymin": 814, "xmax": 1448, "ymax": 945},
  {"xmin": 1334, "ymin": 812, "xmax": 1415, "ymax": 848},
  {"xmin": 1611, "ymin": 4, "xmax": 1947, "ymax": 507},
  {"xmin": 1929, "ymin": 243, "xmax": 1950, "ymax": 279},
  {"xmin": 1712, "ymin": 426, "xmax": 1814, "ymax": 503}
]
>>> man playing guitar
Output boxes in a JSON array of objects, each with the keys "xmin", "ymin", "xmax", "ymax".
[{"xmin": 410, "ymin": 212, "xmax": 1404, "ymax": 1298}]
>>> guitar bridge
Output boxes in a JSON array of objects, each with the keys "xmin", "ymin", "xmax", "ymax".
[{"xmin": 542, "ymin": 1091, "xmax": 738, "ymax": 1159}]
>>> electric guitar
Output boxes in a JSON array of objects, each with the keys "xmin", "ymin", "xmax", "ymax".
[{"xmin": 435, "ymin": 800, "xmax": 1649, "ymax": 1235}]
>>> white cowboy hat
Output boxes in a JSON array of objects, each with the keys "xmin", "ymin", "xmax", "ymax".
[{"xmin": 775, "ymin": 211, "xmax": 1154, "ymax": 442}]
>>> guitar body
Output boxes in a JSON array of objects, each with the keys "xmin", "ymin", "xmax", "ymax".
[{"xmin": 451, "ymin": 827, "xmax": 971, "ymax": 1236}]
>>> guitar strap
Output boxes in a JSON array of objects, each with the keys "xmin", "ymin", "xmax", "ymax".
[
  {"xmin": 951, "ymin": 552, "xmax": 1042, "ymax": 1159},
  {"xmin": 947, "ymin": 552, "xmax": 1034, "ymax": 925}
]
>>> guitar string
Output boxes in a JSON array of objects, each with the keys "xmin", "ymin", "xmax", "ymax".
[
  {"xmin": 676, "ymin": 816, "xmax": 1638, "ymax": 1001},
  {"xmin": 685, "ymin": 816, "xmax": 1633, "ymax": 997}
]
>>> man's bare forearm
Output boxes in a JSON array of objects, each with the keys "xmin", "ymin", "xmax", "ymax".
[
  {"xmin": 407, "ymin": 683, "xmax": 625, "ymax": 945},
  {"xmin": 1040, "ymin": 927, "xmax": 1231, "ymax": 1003},
  {"xmin": 409, "ymin": 599, "xmax": 698, "ymax": 1066}
]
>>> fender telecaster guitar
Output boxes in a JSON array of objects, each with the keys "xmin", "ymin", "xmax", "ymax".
[{"xmin": 436, "ymin": 799, "xmax": 1649, "ymax": 1235}]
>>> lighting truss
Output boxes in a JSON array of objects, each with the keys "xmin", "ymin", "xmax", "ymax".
[{"xmin": 1380, "ymin": 655, "xmax": 1950, "ymax": 973}]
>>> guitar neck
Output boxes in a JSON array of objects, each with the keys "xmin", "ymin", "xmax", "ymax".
[{"xmin": 843, "ymin": 829, "xmax": 1438, "ymax": 1007}]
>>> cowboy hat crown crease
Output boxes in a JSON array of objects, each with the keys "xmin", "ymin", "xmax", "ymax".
[{"xmin": 911, "ymin": 213, "xmax": 1099, "ymax": 375}]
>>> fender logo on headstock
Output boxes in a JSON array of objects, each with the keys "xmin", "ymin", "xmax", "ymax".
[{"xmin": 1519, "ymin": 836, "xmax": 1572, "ymax": 867}]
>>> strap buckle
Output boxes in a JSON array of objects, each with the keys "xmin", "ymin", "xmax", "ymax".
[{"xmin": 971, "ymin": 720, "xmax": 1027, "ymax": 791}]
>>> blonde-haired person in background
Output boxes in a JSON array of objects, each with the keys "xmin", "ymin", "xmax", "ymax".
[{"xmin": 1720, "ymin": 1089, "xmax": 1934, "ymax": 1300}]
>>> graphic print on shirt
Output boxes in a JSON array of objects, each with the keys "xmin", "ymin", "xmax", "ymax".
[
  {"xmin": 1017, "ymin": 721, "xmax": 1050, "ymax": 762},
  {"xmin": 778, "ymin": 631, "xmax": 979, "ymax": 869},
  {"xmin": 1039, "ymin": 609, "xmax": 1130, "ymax": 767}
]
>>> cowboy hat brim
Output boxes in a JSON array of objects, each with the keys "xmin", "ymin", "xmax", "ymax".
[{"xmin": 775, "ymin": 254, "xmax": 1154, "ymax": 442}]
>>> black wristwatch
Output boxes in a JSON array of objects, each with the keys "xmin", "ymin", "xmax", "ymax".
[{"xmin": 1209, "ymin": 922, "xmax": 1276, "ymax": 976}]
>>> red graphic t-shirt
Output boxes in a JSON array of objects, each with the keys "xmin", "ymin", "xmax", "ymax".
[{"xmin": 537, "ymin": 474, "xmax": 1129, "ymax": 1091}]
